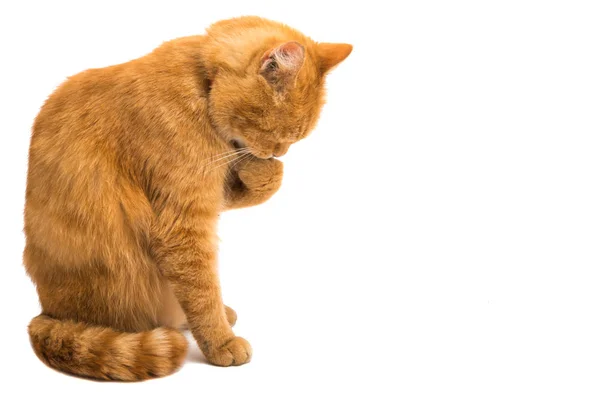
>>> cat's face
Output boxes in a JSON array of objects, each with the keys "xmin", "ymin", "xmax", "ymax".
[{"xmin": 208, "ymin": 40, "xmax": 352, "ymax": 159}]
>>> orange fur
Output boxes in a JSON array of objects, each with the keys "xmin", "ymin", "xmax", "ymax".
[{"xmin": 24, "ymin": 16, "xmax": 351, "ymax": 381}]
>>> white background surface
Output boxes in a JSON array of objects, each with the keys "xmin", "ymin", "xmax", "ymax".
[{"xmin": 1, "ymin": 0, "xmax": 599, "ymax": 394}]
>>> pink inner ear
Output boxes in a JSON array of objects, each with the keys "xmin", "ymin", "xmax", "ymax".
[
  {"xmin": 278, "ymin": 41, "xmax": 304, "ymax": 59},
  {"xmin": 262, "ymin": 41, "xmax": 305, "ymax": 72}
]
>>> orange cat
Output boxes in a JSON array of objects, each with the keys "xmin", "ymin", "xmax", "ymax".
[{"xmin": 24, "ymin": 16, "xmax": 351, "ymax": 380}]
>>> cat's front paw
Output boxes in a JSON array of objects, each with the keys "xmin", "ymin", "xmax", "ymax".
[
  {"xmin": 204, "ymin": 336, "xmax": 252, "ymax": 367},
  {"xmin": 224, "ymin": 158, "xmax": 284, "ymax": 210},
  {"xmin": 237, "ymin": 157, "xmax": 283, "ymax": 192}
]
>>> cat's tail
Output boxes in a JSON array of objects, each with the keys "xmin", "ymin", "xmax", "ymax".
[{"xmin": 28, "ymin": 314, "xmax": 188, "ymax": 381}]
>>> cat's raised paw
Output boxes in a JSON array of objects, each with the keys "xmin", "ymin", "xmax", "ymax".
[
  {"xmin": 237, "ymin": 158, "xmax": 283, "ymax": 190},
  {"xmin": 204, "ymin": 336, "xmax": 252, "ymax": 367}
]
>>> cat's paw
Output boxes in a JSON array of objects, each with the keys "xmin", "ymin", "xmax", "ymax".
[
  {"xmin": 237, "ymin": 158, "xmax": 283, "ymax": 192},
  {"xmin": 225, "ymin": 305, "xmax": 237, "ymax": 327},
  {"xmin": 204, "ymin": 336, "xmax": 252, "ymax": 367},
  {"xmin": 224, "ymin": 158, "xmax": 284, "ymax": 209}
]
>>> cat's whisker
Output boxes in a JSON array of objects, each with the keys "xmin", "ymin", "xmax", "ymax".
[
  {"xmin": 200, "ymin": 148, "xmax": 250, "ymax": 170},
  {"xmin": 222, "ymin": 152, "xmax": 252, "ymax": 176},
  {"xmin": 205, "ymin": 151, "xmax": 252, "ymax": 174},
  {"xmin": 230, "ymin": 154, "xmax": 253, "ymax": 178},
  {"xmin": 221, "ymin": 152, "xmax": 252, "ymax": 173},
  {"xmin": 201, "ymin": 153, "xmax": 239, "ymax": 176},
  {"xmin": 206, "ymin": 146, "xmax": 250, "ymax": 161},
  {"xmin": 202, "ymin": 148, "xmax": 249, "ymax": 164},
  {"xmin": 228, "ymin": 152, "xmax": 252, "ymax": 172}
]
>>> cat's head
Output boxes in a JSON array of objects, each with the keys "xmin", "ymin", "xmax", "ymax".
[{"xmin": 204, "ymin": 17, "xmax": 352, "ymax": 159}]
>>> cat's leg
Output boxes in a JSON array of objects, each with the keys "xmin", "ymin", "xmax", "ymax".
[
  {"xmin": 151, "ymin": 203, "xmax": 250, "ymax": 366},
  {"xmin": 157, "ymin": 281, "xmax": 189, "ymax": 329},
  {"xmin": 224, "ymin": 157, "xmax": 283, "ymax": 210},
  {"xmin": 159, "ymin": 288, "xmax": 237, "ymax": 329}
]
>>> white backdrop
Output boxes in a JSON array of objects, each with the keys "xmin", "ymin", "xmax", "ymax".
[{"xmin": 1, "ymin": 1, "xmax": 599, "ymax": 394}]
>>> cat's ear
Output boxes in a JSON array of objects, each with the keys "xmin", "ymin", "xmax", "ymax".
[
  {"xmin": 317, "ymin": 43, "xmax": 353, "ymax": 74},
  {"xmin": 259, "ymin": 41, "xmax": 305, "ymax": 90}
]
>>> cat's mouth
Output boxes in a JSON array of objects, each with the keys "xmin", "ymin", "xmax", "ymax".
[{"xmin": 231, "ymin": 138, "xmax": 274, "ymax": 159}]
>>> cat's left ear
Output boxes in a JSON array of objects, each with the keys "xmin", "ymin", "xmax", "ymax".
[
  {"xmin": 260, "ymin": 41, "xmax": 305, "ymax": 90},
  {"xmin": 317, "ymin": 43, "xmax": 353, "ymax": 74}
]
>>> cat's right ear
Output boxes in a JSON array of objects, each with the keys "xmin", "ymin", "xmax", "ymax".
[{"xmin": 259, "ymin": 41, "xmax": 305, "ymax": 91}]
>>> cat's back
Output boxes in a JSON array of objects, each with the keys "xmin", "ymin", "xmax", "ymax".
[
  {"xmin": 31, "ymin": 39, "xmax": 207, "ymax": 159},
  {"xmin": 24, "ymin": 41, "xmax": 210, "ymax": 271},
  {"xmin": 32, "ymin": 61, "xmax": 133, "ymax": 145},
  {"xmin": 25, "ymin": 60, "xmax": 151, "ymax": 268},
  {"xmin": 27, "ymin": 63, "xmax": 129, "ymax": 206}
]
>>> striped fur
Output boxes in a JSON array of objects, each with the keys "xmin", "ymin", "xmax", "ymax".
[
  {"xmin": 24, "ymin": 16, "xmax": 351, "ymax": 380},
  {"xmin": 28, "ymin": 315, "xmax": 188, "ymax": 381}
]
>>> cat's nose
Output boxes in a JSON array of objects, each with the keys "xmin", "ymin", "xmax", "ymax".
[{"xmin": 273, "ymin": 143, "xmax": 290, "ymax": 158}]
